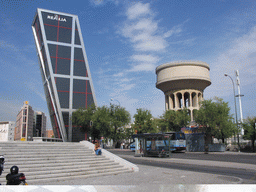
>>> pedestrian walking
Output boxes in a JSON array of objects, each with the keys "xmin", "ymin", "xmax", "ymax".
[{"xmin": 120, "ymin": 142, "xmax": 124, "ymax": 149}]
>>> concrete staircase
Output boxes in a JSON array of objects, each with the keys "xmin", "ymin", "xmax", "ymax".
[{"xmin": 0, "ymin": 141, "xmax": 133, "ymax": 184}]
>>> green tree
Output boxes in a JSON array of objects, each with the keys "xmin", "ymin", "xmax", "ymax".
[
  {"xmin": 152, "ymin": 118, "xmax": 166, "ymax": 133},
  {"xmin": 133, "ymin": 108, "xmax": 157, "ymax": 134},
  {"xmin": 194, "ymin": 97, "xmax": 236, "ymax": 152},
  {"xmin": 242, "ymin": 117, "xmax": 256, "ymax": 152},
  {"xmin": 91, "ymin": 105, "xmax": 111, "ymax": 140},
  {"xmin": 122, "ymin": 125, "xmax": 134, "ymax": 140},
  {"xmin": 72, "ymin": 104, "xmax": 131, "ymax": 145},
  {"xmin": 72, "ymin": 105, "xmax": 96, "ymax": 134},
  {"xmin": 109, "ymin": 104, "xmax": 131, "ymax": 143},
  {"xmin": 162, "ymin": 108, "xmax": 190, "ymax": 132}
]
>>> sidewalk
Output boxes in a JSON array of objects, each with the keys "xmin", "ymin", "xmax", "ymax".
[
  {"xmin": 113, "ymin": 149, "xmax": 256, "ymax": 171},
  {"xmin": 120, "ymin": 154, "xmax": 256, "ymax": 171},
  {"xmin": 33, "ymin": 150, "xmax": 256, "ymax": 186}
]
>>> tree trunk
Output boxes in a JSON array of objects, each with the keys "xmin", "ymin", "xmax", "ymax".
[
  {"xmin": 252, "ymin": 139, "xmax": 255, "ymax": 152},
  {"xmin": 204, "ymin": 133, "xmax": 211, "ymax": 154}
]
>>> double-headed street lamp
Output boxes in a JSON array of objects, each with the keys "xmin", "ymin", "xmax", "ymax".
[
  {"xmin": 110, "ymin": 98, "xmax": 120, "ymax": 107},
  {"xmin": 224, "ymin": 73, "xmax": 240, "ymax": 152}
]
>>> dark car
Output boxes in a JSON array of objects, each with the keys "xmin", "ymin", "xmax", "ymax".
[{"xmin": 129, "ymin": 142, "xmax": 135, "ymax": 151}]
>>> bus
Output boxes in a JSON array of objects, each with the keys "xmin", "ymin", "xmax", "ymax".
[{"xmin": 165, "ymin": 132, "xmax": 186, "ymax": 152}]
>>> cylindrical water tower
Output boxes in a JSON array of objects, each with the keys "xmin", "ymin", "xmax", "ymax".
[{"xmin": 156, "ymin": 61, "xmax": 211, "ymax": 121}]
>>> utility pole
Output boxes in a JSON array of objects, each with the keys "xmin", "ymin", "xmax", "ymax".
[
  {"xmin": 235, "ymin": 70, "xmax": 244, "ymax": 135},
  {"xmin": 224, "ymin": 73, "xmax": 240, "ymax": 151}
]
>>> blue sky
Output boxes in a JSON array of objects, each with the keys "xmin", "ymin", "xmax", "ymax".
[{"xmin": 0, "ymin": 0, "xmax": 255, "ymax": 129}]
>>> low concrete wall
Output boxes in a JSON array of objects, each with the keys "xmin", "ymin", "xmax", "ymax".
[
  {"xmin": 208, "ymin": 144, "xmax": 226, "ymax": 152},
  {"xmin": 33, "ymin": 137, "xmax": 63, "ymax": 142},
  {"xmin": 185, "ymin": 133, "xmax": 205, "ymax": 152},
  {"xmin": 80, "ymin": 140, "xmax": 139, "ymax": 172}
]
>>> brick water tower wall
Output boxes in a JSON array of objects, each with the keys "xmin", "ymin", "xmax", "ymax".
[{"xmin": 156, "ymin": 61, "xmax": 211, "ymax": 121}]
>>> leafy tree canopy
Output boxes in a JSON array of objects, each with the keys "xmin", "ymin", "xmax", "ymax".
[
  {"xmin": 72, "ymin": 104, "xmax": 131, "ymax": 142},
  {"xmin": 72, "ymin": 105, "xmax": 96, "ymax": 133},
  {"xmin": 194, "ymin": 97, "xmax": 236, "ymax": 143},
  {"xmin": 242, "ymin": 116, "xmax": 256, "ymax": 152},
  {"xmin": 108, "ymin": 104, "xmax": 131, "ymax": 142},
  {"xmin": 133, "ymin": 108, "xmax": 157, "ymax": 134},
  {"xmin": 162, "ymin": 108, "xmax": 190, "ymax": 132}
]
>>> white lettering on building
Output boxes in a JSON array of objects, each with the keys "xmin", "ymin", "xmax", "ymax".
[{"xmin": 47, "ymin": 15, "xmax": 67, "ymax": 22}]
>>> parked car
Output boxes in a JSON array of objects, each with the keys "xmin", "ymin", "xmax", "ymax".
[
  {"xmin": 129, "ymin": 142, "xmax": 135, "ymax": 151},
  {"xmin": 129, "ymin": 141, "xmax": 151, "ymax": 152}
]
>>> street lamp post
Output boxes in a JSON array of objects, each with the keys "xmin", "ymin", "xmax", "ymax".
[
  {"xmin": 235, "ymin": 70, "xmax": 244, "ymax": 135},
  {"xmin": 224, "ymin": 74, "xmax": 240, "ymax": 152},
  {"xmin": 110, "ymin": 98, "xmax": 120, "ymax": 107}
]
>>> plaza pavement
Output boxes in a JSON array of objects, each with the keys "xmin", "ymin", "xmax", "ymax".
[
  {"xmin": 1, "ymin": 150, "xmax": 255, "ymax": 192},
  {"xmin": 38, "ymin": 150, "xmax": 256, "ymax": 186}
]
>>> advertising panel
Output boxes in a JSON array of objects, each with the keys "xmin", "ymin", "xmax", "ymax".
[{"xmin": 0, "ymin": 124, "xmax": 8, "ymax": 142}]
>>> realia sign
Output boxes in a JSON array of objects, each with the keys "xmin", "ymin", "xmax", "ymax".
[{"xmin": 47, "ymin": 15, "xmax": 67, "ymax": 22}]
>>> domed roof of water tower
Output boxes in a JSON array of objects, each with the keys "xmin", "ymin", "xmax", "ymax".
[{"xmin": 155, "ymin": 61, "xmax": 211, "ymax": 93}]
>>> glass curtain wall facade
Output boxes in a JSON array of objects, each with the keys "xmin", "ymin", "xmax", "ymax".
[{"xmin": 32, "ymin": 9, "xmax": 97, "ymax": 142}]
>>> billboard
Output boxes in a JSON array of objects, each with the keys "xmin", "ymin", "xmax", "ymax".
[{"xmin": 0, "ymin": 124, "xmax": 9, "ymax": 142}]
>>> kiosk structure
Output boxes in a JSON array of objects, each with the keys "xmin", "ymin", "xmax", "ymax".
[
  {"xmin": 32, "ymin": 9, "xmax": 97, "ymax": 142},
  {"xmin": 133, "ymin": 133, "xmax": 173, "ymax": 158}
]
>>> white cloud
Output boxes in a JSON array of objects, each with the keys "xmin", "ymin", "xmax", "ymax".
[
  {"xmin": 135, "ymin": 36, "xmax": 167, "ymax": 51},
  {"xmin": 126, "ymin": 2, "xmax": 151, "ymax": 20},
  {"xmin": 169, "ymin": 38, "xmax": 196, "ymax": 46},
  {"xmin": 90, "ymin": 0, "xmax": 119, "ymax": 6},
  {"xmin": 120, "ymin": 78, "xmax": 133, "ymax": 83},
  {"xmin": 164, "ymin": 25, "xmax": 183, "ymax": 38},
  {"xmin": 131, "ymin": 54, "xmax": 159, "ymax": 63},
  {"xmin": 97, "ymin": 28, "xmax": 109, "ymax": 34},
  {"xmin": 120, "ymin": 17, "xmax": 167, "ymax": 52},
  {"xmin": 119, "ymin": 83, "xmax": 136, "ymax": 91},
  {"xmin": 113, "ymin": 72, "xmax": 124, "ymax": 77},
  {"xmin": 129, "ymin": 54, "xmax": 159, "ymax": 72},
  {"xmin": 129, "ymin": 63, "xmax": 156, "ymax": 72},
  {"xmin": 110, "ymin": 83, "xmax": 136, "ymax": 99},
  {"xmin": 90, "ymin": 0, "xmax": 105, "ymax": 6},
  {"xmin": 205, "ymin": 26, "xmax": 256, "ymax": 98},
  {"xmin": 119, "ymin": 2, "xmax": 185, "ymax": 54}
]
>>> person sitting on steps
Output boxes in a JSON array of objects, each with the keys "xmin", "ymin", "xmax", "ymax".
[{"xmin": 94, "ymin": 141, "xmax": 102, "ymax": 155}]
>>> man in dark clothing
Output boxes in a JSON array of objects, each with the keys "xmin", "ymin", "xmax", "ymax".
[{"xmin": 6, "ymin": 166, "xmax": 27, "ymax": 185}]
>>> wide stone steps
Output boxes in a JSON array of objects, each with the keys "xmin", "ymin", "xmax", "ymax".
[
  {"xmin": 3, "ymin": 153, "xmax": 94, "ymax": 160},
  {"xmin": 14, "ymin": 161, "xmax": 121, "ymax": 172},
  {"xmin": 28, "ymin": 169, "xmax": 133, "ymax": 184},
  {"xmin": 0, "ymin": 148, "xmax": 92, "ymax": 152},
  {"xmin": 0, "ymin": 141, "xmax": 132, "ymax": 184},
  {"xmin": 3, "ymin": 157, "xmax": 109, "ymax": 167}
]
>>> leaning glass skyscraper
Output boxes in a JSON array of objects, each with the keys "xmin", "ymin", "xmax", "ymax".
[{"xmin": 32, "ymin": 8, "xmax": 97, "ymax": 142}]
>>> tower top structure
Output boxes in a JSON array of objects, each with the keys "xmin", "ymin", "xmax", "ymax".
[
  {"xmin": 156, "ymin": 61, "xmax": 211, "ymax": 93},
  {"xmin": 156, "ymin": 61, "xmax": 211, "ymax": 121}
]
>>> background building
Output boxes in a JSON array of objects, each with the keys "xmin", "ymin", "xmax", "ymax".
[
  {"xmin": 0, "ymin": 121, "xmax": 15, "ymax": 142},
  {"xmin": 33, "ymin": 111, "xmax": 47, "ymax": 138},
  {"xmin": 15, "ymin": 102, "xmax": 47, "ymax": 141},
  {"xmin": 32, "ymin": 9, "xmax": 97, "ymax": 142},
  {"xmin": 46, "ymin": 130, "xmax": 54, "ymax": 138},
  {"xmin": 15, "ymin": 101, "xmax": 34, "ymax": 141},
  {"xmin": 156, "ymin": 61, "xmax": 211, "ymax": 121}
]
